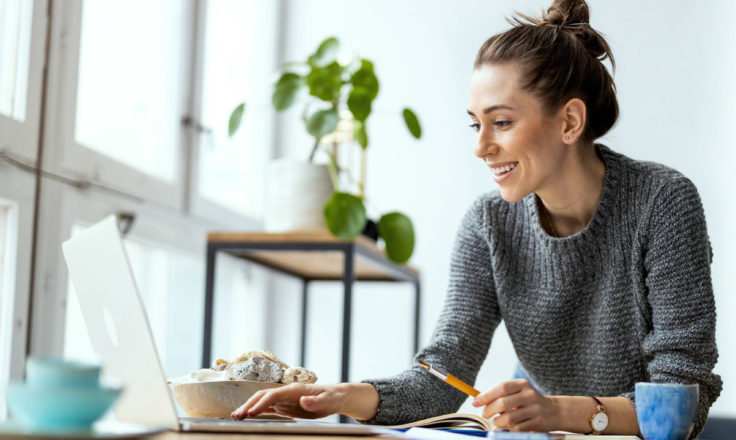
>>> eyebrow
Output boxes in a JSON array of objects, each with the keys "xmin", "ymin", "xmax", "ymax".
[{"xmin": 466, "ymin": 105, "xmax": 515, "ymax": 116}]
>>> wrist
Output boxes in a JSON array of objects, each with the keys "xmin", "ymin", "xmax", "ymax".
[
  {"xmin": 335, "ymin": 383, "xmax": 379, "ymax": 421},
  {"xmin": 549, "ymin": 395, "xmax": 596, "ymax": 433}
]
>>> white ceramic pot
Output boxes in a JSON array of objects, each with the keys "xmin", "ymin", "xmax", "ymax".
[{"xmin": 264, "ymin": 159, "xmax": 334, "ymax": 232}]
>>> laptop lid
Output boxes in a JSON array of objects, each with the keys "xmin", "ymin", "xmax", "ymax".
[{"xmin": 62, "ymin": 216, "xmax": 178, "ymax": 429}]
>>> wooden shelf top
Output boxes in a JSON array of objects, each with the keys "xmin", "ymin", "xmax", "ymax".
[{"xmin": 207, "ymin": 230, "xmax": 419, "ymax": 281}]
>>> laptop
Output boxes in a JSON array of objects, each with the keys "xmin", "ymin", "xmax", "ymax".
[{"xmin": 61, "ymin": 215, "xmax": 390, "ymax": 435}]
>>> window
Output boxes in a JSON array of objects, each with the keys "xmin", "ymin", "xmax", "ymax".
[
  {"xmin": 74, "ymin": 0, "xmax": 186, "ymax": 182},
  {"xmin": 0, "ymin": 201, "xmax": 17, "ymax": 420},
  {"xmin": 194, "ymin": 0, "xmax": 277, "ymax": 219},
  {"xmin": 0, "ymin": 0, "xmax": 33, "ymax": 122}
]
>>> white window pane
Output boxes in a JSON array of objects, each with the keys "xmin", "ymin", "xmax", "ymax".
[
  {"xmin": 0, "ymin": 0, "xmax": 33, "ymax": 121},
  {"xmin": 198, "ymin": 0, "xmax": 265, "ymax": 217},
  {"xmin": 74, "ymin": 0, "xmax": 185, "ymax": 182},
  {"xmin": 0, "ymin": 202, "xmax": 17, "ymax": 420},
  {"xmin": 124, "ymin": 240, "xmax": 204, "ymax": 378}
]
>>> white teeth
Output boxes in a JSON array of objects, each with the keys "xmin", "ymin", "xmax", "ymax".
[{"xmin": 490, "ymin": 162, "xmax": 517, "ymax": 175}]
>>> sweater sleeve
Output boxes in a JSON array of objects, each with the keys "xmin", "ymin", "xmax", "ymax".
[
  {"xmin": 632, "ymin": 177, "xmax": 722, "ymax": 438},
  {"xmin": 360, "ymin": 197, "xmax": 502, "ymax": 425}
]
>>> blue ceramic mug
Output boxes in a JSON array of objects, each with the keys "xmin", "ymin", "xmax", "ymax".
[
  {"xmin": 25, "ymin": 357, "xmax": 102, "ymax": 389},
  {"xmin": 6, "ymin": 357, "xmax": 120, "ymax": 431},
  {"xmin": 635, "ymin": 382, "xmax": 699, "ymax": 440}
]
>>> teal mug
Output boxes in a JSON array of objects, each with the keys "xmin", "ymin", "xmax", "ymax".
[
  {"xmin": 25, "ymin": 357, "xmax": 102, "ymax": 389},
  {"xmin": 6, "ymin": 357, "xmax": 121, "ymax": 431}
]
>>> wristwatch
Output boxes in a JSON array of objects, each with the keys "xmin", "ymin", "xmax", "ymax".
[{"xmin": 588, "ymin": 396, "xmax": 608, "ymax": 434}]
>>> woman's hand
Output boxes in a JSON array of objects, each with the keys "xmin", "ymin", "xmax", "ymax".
[
  {"xmin": 231, "ymin": 382, "xmax": 379, "ymax": 421},
  {"xmin": 472, "ymin": 379, "xmax": 558, "ymax": 432},
  {"xmin": 231, "ymin": 383, "xmax": 346, "ymax": 420}
]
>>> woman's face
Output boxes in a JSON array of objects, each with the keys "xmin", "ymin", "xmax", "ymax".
[{"xmin": 468, "ymin": 63, "xmax": 566, "ymax": 202}]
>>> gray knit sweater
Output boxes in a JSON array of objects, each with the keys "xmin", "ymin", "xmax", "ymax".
[{"xmin": 362, "ymin": 145, "xmax": 722, "ymax": 437}]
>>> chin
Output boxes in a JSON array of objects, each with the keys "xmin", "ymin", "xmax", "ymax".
[{"xmin": 498, "ymin": 187, "xmax": 529, "ymax": 203}]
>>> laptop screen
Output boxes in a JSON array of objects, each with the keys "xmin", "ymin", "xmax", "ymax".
[{"xmin": 62, "ymin": 216, "xmax": 178, "ymax": 428}]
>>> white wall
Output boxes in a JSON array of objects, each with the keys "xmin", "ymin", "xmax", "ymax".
[{"xmin": 270, "ymin": 0, "xmax": 735, "ymax": 416}]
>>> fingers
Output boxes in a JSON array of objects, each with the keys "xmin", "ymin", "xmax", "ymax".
[
  {"xmin": 480, "ymin": 390, "xmax": 533, "ymax": 419},
  {"xmin": 472, "ymin": 379, "xmax": 529, "ymax": 408},
  {"xmin": 231, "ymin": 383, "xmax": 307, "ymax": 420},
  {"xmin": 491, "ymin": 405, "xmax": 537, "ymax": 430}
]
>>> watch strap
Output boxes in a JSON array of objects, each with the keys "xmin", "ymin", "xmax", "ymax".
[{"xmin": 588, "ymin": 396, "xmax": 607, "ymax": 435}]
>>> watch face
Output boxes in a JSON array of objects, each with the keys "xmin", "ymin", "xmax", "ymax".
[{"xmin": 592, "ymin": 412, "xmax": 609, "ymax": 431}]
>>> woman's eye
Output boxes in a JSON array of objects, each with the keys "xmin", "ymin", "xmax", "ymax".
[
  {"xmin": 468, "ymin": 123, "xmax": 480, "ymax": 132},
  {"xmin": 495, "ymin": 120, "xmax": 512, "ymax": 128}
]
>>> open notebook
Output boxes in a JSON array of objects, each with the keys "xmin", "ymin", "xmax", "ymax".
[{"xmin": 388, "ymin": 412, "xmax": 640, "ymax": 439}]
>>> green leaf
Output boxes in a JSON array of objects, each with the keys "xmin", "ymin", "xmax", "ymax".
[
  {"xmin": 353, "ymin": 120, "xmax": 368, "ymax": 149},
  {"xmin": 308, "ymin": 36, "xmax": 340, "ymax": 67},
  {"xmin": 402, "ymin": 107, "xmax": 422, "ymax": 139},
  {"xmin": 306, "ymin": 108, "xmax": 340, "ymax": 139},
  {"xmin": 275, "ymin": 72, "xmax": 301, "ymax": 88},
  {"xmin": 351, "ymin": 67, "xmax": 379, "ymax": 100},
  {"xmin": 360, "ymin": 58, "xmax": 374, "ymax": 72},
  {"xmin": 347, "ymin": 88, "xmax": 372, "ymax": 122},
  {"xmin": 228, "ymin": 102, "xmax": 245, "ymax": 137},
  {"xmin": 343, "ymin": 58, "xmax": 363, "ymax": 78},
  {"xmin": 306, "ymin": 62, "xmax": 343, "ymax": 101},
  {"xmin": 272, "ymin": 73, "xmax": 303, "ymax": 111},
  {"xmin": 378, "ymin": 212, "xmax": 415, "ymax": 263},
  {"xmin": 323, "ymin": 192, "xmax": 367, "ymax": 240}
]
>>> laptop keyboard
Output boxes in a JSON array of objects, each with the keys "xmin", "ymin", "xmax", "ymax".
[{"xmin": 180, "ymin": 417, "xmax": 296, "ymax": 426}]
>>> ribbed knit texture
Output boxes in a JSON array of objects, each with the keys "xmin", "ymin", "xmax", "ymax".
[{"xmin": 361, "ymin": 145, "xmax": 721, "ymax": 438}]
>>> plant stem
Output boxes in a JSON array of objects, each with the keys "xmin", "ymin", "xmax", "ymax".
[
  {"xmin": 359, "ymin": 147, "xmax": 366, "ymax": 199},
  {"xmin": 308, "ymin": 138, "xmax": 319, "ymax": 162}
]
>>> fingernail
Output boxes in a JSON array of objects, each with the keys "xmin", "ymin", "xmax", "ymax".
[{"xmin": 472, "ymin": 398, "xmax": 480, "ymax": 406}]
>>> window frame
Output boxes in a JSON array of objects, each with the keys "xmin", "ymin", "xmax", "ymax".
[
  {"xmin": 21, "ymin": 0, "xmax": 281, "ymax": 389},
  {"xmin": 0, "ymin": 167, "xmax": 37, "ymax": 418},
  {"xmin": 42, "ymin": 0, "xmax": 196, "ymax": 210},
  {"xmin": 186, "ymin": 0, "xmax": 280, "ymax": 224},
  {"xmin": 0, "ymin": 0, "xmax": 47, "ymax": 160}
]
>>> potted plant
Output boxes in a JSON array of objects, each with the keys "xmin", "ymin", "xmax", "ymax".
[{"xmin": 229, "ymin": 36, "xmax": 422, "ymax": 264}]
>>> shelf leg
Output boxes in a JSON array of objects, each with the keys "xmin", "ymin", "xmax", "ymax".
[
  {"xmin": 202, "ymin": 243, "xmax": 217, "ymax": 369},
  {"xmin": 340, "ymin": 245, "xmax": 355, "ymax": 424},
  {"xmin": 300, "ymin": 280, "xmax": 309, "ymax": 368}
]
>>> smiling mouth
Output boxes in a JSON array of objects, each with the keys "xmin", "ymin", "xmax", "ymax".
[{"xmin": 490, "ymin": 162, "xmax": 518, "ymax": 176}]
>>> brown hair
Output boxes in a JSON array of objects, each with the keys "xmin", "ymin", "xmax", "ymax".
[{"xmin": 474, "ymin": 0, "xmax": 618, "ymax": 141}]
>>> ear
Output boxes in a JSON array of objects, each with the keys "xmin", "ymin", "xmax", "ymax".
[{"xmin": 559, "ymin": 98, "xmax": 586, "ymax": 145}]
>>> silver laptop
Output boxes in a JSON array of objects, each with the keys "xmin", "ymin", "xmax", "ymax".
[{"xmin": 61, "ymin": 215, "xmax": 389, "ymax": 435}]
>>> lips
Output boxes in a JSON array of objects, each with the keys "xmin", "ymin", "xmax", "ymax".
[
  {"xmin": 485, "ymin": 161, "xmax": 519, "ymax": 183},
  {"xmin": 488, "ymin": 161, "xmax": 518, "ymax": 176}
]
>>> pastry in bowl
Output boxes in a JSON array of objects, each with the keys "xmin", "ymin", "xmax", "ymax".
[{"xmin": 168, "ymin": 350, "xmax": 317, "ymax": 418}]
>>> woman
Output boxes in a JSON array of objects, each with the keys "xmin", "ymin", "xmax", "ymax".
[{"xmin": 232, "ymin": 0, "xmax": 722, "ymax": 436}]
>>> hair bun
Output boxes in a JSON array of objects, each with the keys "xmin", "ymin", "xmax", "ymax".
[
  {"xmin": 543, "ymin": 0, "xmax": 590, "ymax": 26},
  {"xmin": 541, "ymin": 0, "xmax": 609, "ymax": 61}
]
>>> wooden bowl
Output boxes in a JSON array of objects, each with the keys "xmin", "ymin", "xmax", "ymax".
[{"xmin": 170, "ymin": 380, "xmax": 283, "ymax": 418}]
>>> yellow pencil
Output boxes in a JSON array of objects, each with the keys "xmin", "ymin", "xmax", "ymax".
[{"xmin": 417, "ymin": 359, "xmax": 480, "ymax": 397}]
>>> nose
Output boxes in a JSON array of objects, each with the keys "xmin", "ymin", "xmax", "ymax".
[{"xmin": 473, "ymin": 128, "xmax": 499, "ymax": 159}]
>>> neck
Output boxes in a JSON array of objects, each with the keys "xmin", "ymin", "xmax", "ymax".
[{"xmin": 536, "ymin": 144, "xmax": 606, "ymax": 237}]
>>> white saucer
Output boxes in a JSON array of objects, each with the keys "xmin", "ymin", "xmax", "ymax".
[{"xmin": 0, "ymin": 421, "xmax": 168, "ymax": 439}]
